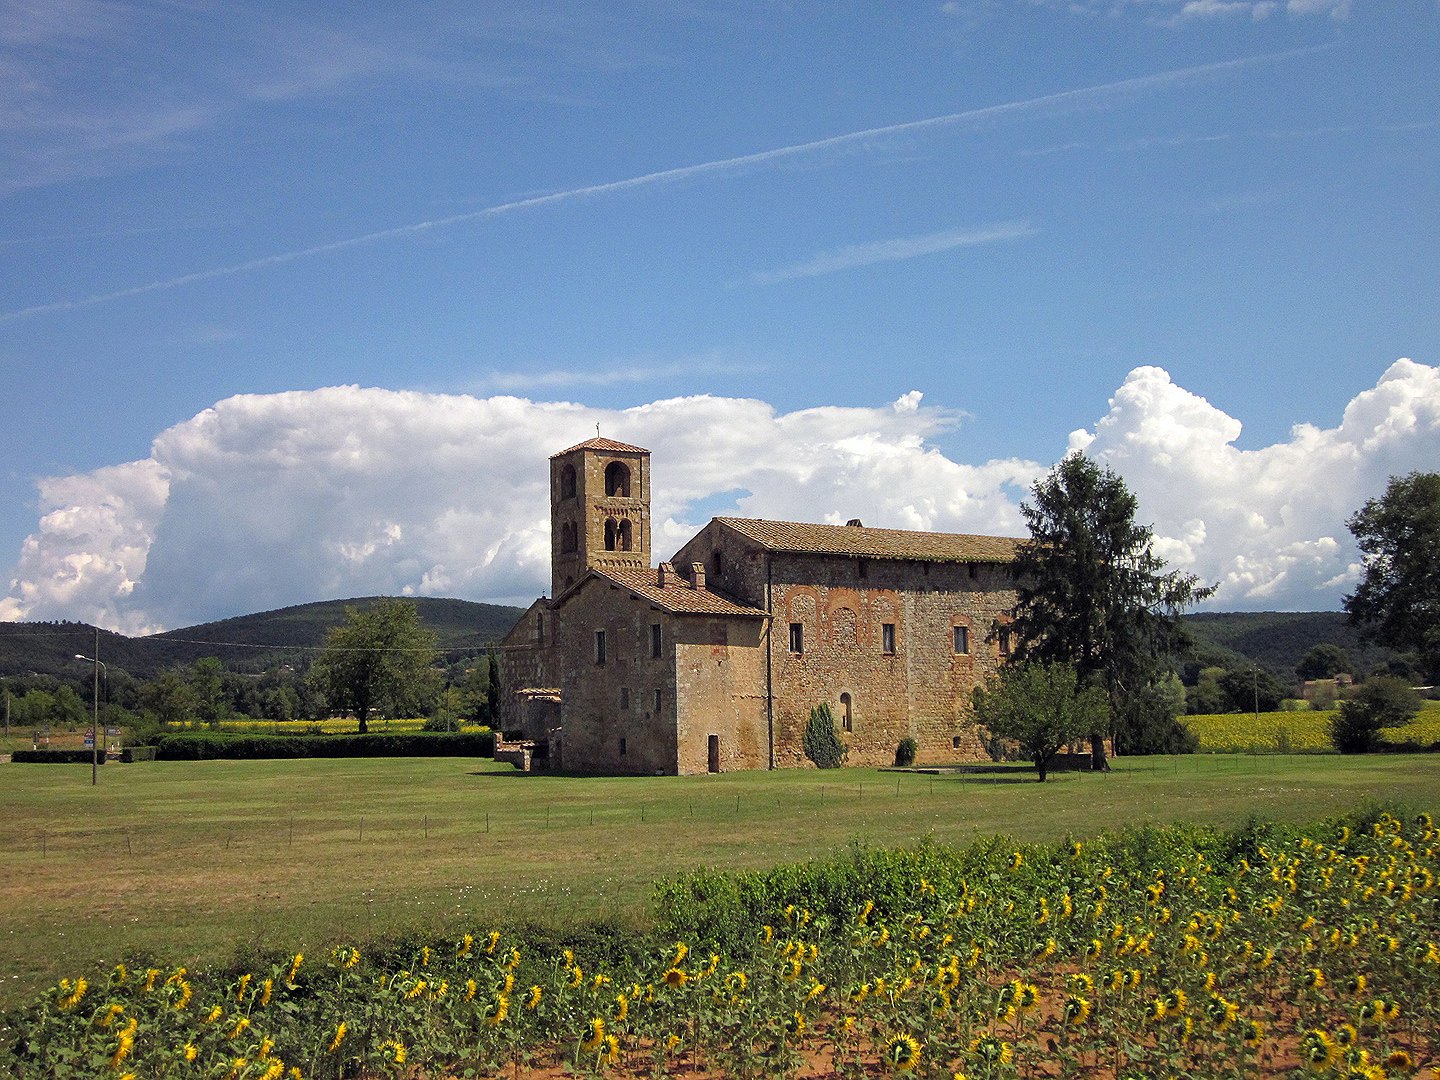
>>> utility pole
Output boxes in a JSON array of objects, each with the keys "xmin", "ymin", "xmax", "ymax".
[{"xmin": 76, "ymin": 629, "xmax": 105, "ymax": 786}]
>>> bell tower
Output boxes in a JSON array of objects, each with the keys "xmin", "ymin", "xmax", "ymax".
[{"xmin": 550, "ymin": 437, "xmax": 651, "ymax": 596}]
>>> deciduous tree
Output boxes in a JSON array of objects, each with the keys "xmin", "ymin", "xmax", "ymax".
[
  {"xmin": 971, "ymin": 662, "xmax": 1109, "ymax": 782},
  {"xmin": 308, "ymin": 599, "xmax": 440, "ymax": 733},
  {"xmin": 1295, "ymin": 644, "xmax": 1354, "ymax": 681},
  {"xmin": 1328, "ymin": 676, "xmax": 1421, "ymax": 753},
  {"xmin": 1010, "ymin": 453, "xmax": 1214, "ymax": 766},
  {"xmin": 1344, "ymin": 471, "xmax": 1440, "ymax": 683}
]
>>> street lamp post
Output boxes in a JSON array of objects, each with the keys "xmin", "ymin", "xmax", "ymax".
[{"xmin": 75, "ymin": 628, "xmax": 106, "ymax": 786}]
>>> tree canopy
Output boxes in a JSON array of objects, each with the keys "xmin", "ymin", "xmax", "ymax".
[
  {"xmin": 1344, "ymin": 471, "xmax": 1440, "ymax": 684},
  {"xmin": 308, "ymin": 599, "xmax": 441, "ymax": 732},
  {"xmin": 1010, "ymin": 453, "xmax": 1213, "ymax": 764},
  {"xmin": 971, "ymin": 662, "xmax": 1109, "ymax": 782},
  {"xmin": 1328, "ymin": 676, "xmax": 1421, "ymax": 754},
  {"xmin": 1295, "ymin": 643, "xmax": 1354, "ymax": 681}
]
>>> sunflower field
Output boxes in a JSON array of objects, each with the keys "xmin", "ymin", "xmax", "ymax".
[
  {"xmin": 1185, "ymin": 711, "xmax": 1440, "ymax": 753},
  {"xmin": 6, "ymin": 811, "xmax": 1437, "ymax": 1080}
]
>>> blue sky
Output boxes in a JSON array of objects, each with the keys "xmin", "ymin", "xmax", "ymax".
[{"xmin": 1, "ymin": 0, "xmax": 1437, "ymax": 630}]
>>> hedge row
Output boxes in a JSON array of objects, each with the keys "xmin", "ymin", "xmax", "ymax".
[
  {"xmin": 153, "ymin": 731, "xmax": 495, "ymax": 760},
  {"xmin": 10, "ymin": 749, "xmax": 105, "ymax": 764}
]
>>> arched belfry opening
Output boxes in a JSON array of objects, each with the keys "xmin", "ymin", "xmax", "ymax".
[
  {"xmin": 604, "ymin": 518, "xmax": 634, "ymax": 552},
  {"xmin": 549, "ymin": 437, "xmax": 651, "ymax": 598},
  {"xmin": 605, "ymin": 461, "xmax": 631, "ymax": 497}
]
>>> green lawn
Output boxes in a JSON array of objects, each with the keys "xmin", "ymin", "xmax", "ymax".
[{"xmin": 1, "ymin": 752, "xmax": 1437, "ymax": 1010}]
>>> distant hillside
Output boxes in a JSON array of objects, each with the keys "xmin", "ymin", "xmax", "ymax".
[
  {"xmin": 0, "ymin": 596, "xmax": 525, "ymax": 679},
  {"xmin": 1180, "ymin": 611, "xmax": 1395, "ymax": 677}
]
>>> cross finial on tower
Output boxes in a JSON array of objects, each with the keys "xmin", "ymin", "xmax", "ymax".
[{"xmin": 596, "ymin": 422, "xmax": 601, "ymax": 438}]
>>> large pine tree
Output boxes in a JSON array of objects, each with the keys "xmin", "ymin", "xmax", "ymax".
[{"xmin": 1010, "ymin": 453, "xmax": 1213, "ymax": 767}]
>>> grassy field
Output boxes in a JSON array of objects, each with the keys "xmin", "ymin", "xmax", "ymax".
[{"xmin": 2, "ymin": 753, "xmax": 1438, "ymax": 1012}]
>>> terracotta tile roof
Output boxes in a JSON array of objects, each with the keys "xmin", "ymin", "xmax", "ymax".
[
  {"xmin": 594, "ymin": 567, "xmax": 768, "ymax": 617},
  {"xmin": 715, "ymin": 517, "xmax": 1023, "ymax": 563},
  {"xmin": 552, "ymin": 437, "xmax": 649, "ymax": 456}
]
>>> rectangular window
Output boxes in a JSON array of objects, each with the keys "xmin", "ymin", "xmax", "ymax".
[
  {"xmin": 650, "ymin": 623, "xmax": 662, "ymax": 658},
  {"xmin": 594, "ymin": 629, "xmax": 606, "ymax": 665},
  {"xmin": 953, "ymin": 625, "xmax": 969, "ymax": 655},
  {"xmin": 998, "ymin": 628, "xmax": 1012, "ymax": 656},
  {"xmin": 620, "ymin": 687, "xmax": 630, "ymax": 710},
  {"xmin": 857, "ymin": 558, "xmax": 868, "ymax": 579},
  {"xmin": 653, "ymin": 689, "xmax": 663, "ymax": 713},
  {"xmin": 882, "ymin": 623, "xmax": 895, "ymax": 654},
  {"xmin": 536, "ymin": 614, "xmax": 544, "ymax": 644},
  {"xmin": 789, "ymin": 622, "xmax": 804, "ymax": 653},
  {"xmin": 619, "ymin": 737, "xmax": 627, "ymax": 756}
]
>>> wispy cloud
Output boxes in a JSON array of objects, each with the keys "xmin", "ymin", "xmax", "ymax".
[
  {"xmin": 0, "ymin": 46, "xmax": 1327, "ymax": 323},
  {"xmin": 752, "ymin": 221, "xmax": 1037, "ymax": 284}
]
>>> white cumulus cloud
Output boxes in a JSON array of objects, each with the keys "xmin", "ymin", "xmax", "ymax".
[
  {"xmin": 3, "ymin": 360, "xmax": 1437, "ymax": 633},
  {"xmin": 1075, "ymin": 359, "xmax": 1440, "ymax": 607}
]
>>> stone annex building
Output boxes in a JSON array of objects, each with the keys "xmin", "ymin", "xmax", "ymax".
[{"xmin": 498, "ymin": 437, "xmax": 1022, "ymax": 775}]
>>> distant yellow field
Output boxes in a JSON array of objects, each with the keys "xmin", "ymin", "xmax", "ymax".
[{"xmin": 1185, "ymin": 707, "xmax": 1440, "ymax": 751}]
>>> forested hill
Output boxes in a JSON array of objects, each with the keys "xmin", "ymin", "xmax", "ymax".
[
  {"xmin": 0, "ymin": 596, "xmax": 526, "ymax": 678},
  {"xmin": 1180, "ymin": 611, "xmax": 1393, "ymax": 676}
]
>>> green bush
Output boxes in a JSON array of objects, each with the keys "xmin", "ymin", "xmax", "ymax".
[
  {"xmin": 11, "ymin": 749, "xmax": 106, "ymax": 764},
  {"xmin": 1329, "ymin": 676, "xmax": 1422, "ymax": 753},
  {"xmin": 801, "ymin": 703, "xmax": 847, "ymax": 769},
  {"xmin": 894, "ymin": 736, "xmax": 917, "ymax": 766},
  {"xmin": 154, "ymin": 731, "xmax": 495, "ymax": 760}
]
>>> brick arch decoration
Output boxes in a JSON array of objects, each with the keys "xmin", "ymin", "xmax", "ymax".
[
  {"xmin": 782, "ymin": 586, "xmax": 819, "ymax": 624},
  {"xmin": 829, "ymin": 606, "xmax": 858, "ymax": 649},
  {"xmin": 869, "ymin": 590, "xmax": 901, "ymax": 645},
  {"xmin": 822, "ymin": 588, "xmax": 865, "ymax": 646}
]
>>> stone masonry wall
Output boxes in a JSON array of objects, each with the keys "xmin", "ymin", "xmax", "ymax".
[
  {"xmin": 766, "ymin": 553, "xmax": 1016, "ymax": 768},
  {"xmin": 552, "ymin": 577, "xmax": 678, "ymax": 775},
  {"xmin": 673, "ymin": 617, "xmax": 769, "ymax": 774},
  {"xmin": 498, "ymin": 601, "xmax": 558, "ymax": 739}
]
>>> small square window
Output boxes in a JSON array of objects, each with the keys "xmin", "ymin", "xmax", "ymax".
[
  {"xmin": 789, "ymin": 622, "xmax": 804, "ymax": 653},
  {"xmin": 650, "ymin": 623, "xmax": 662, "ymax": 658},
  {"xmin": 953, "ymin": 625, "xmax": 970, "ymax": 655},
  {"xmin": 953, "ymin": 736, "xmax": 963, "ymax": 749},
  {"xmin": 882, "ymin": 623, "xmax": 896, "ymax": 654},
  {"xmin": 594, "ymin": 629, "xmax": 606, "ymax": 665},
  {"xmin": 620, "ymin": 687, "xmax": 629, "ymax": 710}
]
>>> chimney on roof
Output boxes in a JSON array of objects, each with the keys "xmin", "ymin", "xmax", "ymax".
[
  {"xmin": 846, "ymin": 518, "xmax": 863, "ymax": 527},
  {"xmin": 657, "ymin": 562, "xmax": 683, "ymax": 588},
  {"xmin": 690, "ymin": 562, "xmax": 706, "ymax": 590}
]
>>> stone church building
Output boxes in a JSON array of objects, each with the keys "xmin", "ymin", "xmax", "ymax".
[{"xmin": 498, "ymin": 437, "xmax": 1022, "ymax": 774}]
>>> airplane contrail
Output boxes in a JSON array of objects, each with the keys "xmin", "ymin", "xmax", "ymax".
[{"xmin": 1, "ymin": 46, "xmax": 1326, "ymax": 324}]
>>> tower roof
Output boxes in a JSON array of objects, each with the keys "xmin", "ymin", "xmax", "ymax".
[{"xmin": 552, "ymin": 437, "xmax": 649, "ymax": 457}]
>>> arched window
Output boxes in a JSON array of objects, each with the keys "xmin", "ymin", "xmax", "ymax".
[
  {"xmin": 604, "ymin": 519, "xmax": 617, "ymax": 550},
  {"xmin": 605, "ymin": 461, "xmax": 631, "ymax": 497},
  {"xmin": 617, "ymin": 518, "xmax": 632, "ymax": 551},
  {"xmin": 560, "ymin": 521, "xmax": 578, "ymax": 553},
  {"xmin": 559, "ymin": 463, "xmax": 577, "ymax": 499},
  {"xmin": 839, "ymin": 692, "xmax": 853, "ymax": 733}
]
